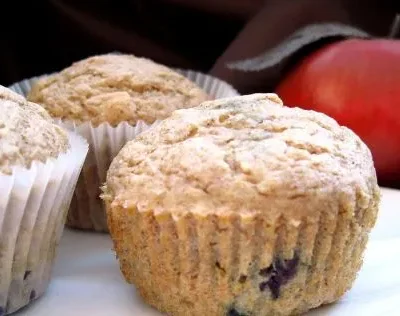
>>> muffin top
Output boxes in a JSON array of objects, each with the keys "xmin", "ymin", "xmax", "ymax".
[
  {"xmin": 103, "ymin": 94, "xmax": 377, "ymax": 219},
  {"xmin": 27, "ymin": 54, "xmax": 209, "ymax": 127},
  {"xmin": 0, "ymin": 85, "xmax": 70, "ymax": 175}
]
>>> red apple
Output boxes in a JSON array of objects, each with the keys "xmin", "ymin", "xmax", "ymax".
[{"xmin": 276, "ymin": 39, "xmax": 400, "ymax": 186}]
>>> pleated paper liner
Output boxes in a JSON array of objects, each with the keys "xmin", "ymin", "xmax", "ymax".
[
  {"xmin": 57, "ymin": 120, "xmax": 151, "ymax": 232},
  {"xmin": 9, "ymin": 71, "xmax": 239, "ymax": 232},
  {"xmin": 0, "ymin": 132, "xmax": 88, "ymax": 315},
  {"xmin": 105, "ymin": 188, "xmax": 379, "ymax": 315}
]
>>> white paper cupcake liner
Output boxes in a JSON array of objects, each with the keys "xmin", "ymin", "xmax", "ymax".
[
  {"xmin": 8, "ymin": 70, "xmax": 239, "ymax": 102},
  {"xmin": 106, "ymin": 191, "xmax": 379, "ymax": 315},
  {"xmin": 58, "ymin": 120, "xmax": 150, "ymax": 232},
  {"xmin": 174, "ymin": 69, "xmax": 239, "ymax": 99},
  {"xmin": 0, "ymin": 132, "xmax": 88, "ymax": 315},
  {"xmin": 9, "ymin": 71, "xmax": 239, "ymax": 233}
]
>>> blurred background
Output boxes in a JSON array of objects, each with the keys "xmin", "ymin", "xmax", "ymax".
[{"xmin": 1, "ymin": 0, "xmax": 399, "ymax": 187}]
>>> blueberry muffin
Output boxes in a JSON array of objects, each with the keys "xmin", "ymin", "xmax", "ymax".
[
  {"xmin": 0, "ymin": 86, "xmax": 87, "ymax": 314},
  {"xmin": 26, "ymin": 53, "xmax": 210, "ymax": 232},
  {"xmin": 102, "ymin": 94, "xmax": 380, "ymax": 315}
]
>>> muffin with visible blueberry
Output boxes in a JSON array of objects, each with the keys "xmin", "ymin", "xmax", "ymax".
[
  {"xmin": 102, "ymin": 93, "xmax": 380, "ymax": 316},
  {"xmin": 25, "ymin": 53, "xmax": 238, "ymax": 232},
  {"xmin": 0, "ymin": 86, "xmax": 87, "ymax": 315}
]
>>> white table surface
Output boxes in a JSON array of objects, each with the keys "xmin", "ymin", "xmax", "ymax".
[{"xmin": 16, "ymin": 188, "xmax": 400, "ymax": 316}]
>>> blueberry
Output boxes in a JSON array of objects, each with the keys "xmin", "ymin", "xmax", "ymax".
[
  {"xmin": 227, "ymin": 307, "xmax": 247, "ymax": 316},
  {"xmin": 215, "ymin": 261, "xmax": 226, "ymax": 273},
  {"xmin": 30, "ymin": 290, "xmax": 36, "ymax": 301},
  {"xmin": 259, "ymin": 280, "xmax": 268, "ymax": 292},
  {"xmin": 259, "ymin": 265, "xmax": 274, "ymax": 277},
  {"xmin": 274, "ymin": 260, "xmax": 286, "ymax": 274},
  {"xmin": 282, "ymin": 256, "xmax": 299, "ymax": 279},
  {"xmin": 258, "ymin": 253, "xmax": 300, "ymax": 299},
  {"xmin": 266, "ymin": 276, "xmax": 281, "ymax": 299},
  {"xmin": 238, "ymin": 275, "xmax": 247, "ymax": 283},
  {"xmin": 24, "ymin": 270, "xmax": 32, "ymax": 280}
]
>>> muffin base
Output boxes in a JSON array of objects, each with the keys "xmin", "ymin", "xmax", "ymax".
[
  {"xmin": 107, "ymin": 187, "xmax": 380, "ymax": 316},
  {"xmin": 0, "ymin": 132, "xmax": 87, "ymax": 315}
]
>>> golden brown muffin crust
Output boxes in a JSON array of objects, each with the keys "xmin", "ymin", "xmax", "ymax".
[
  {"xmin": 0, "ymin": 85, "xmax": 70, "ymax": 175},
  {"xmin": 27, "ymin": 54, "xmax": 209, "ymax": 127},
  {"xmin": 104, "ymin": 94, "xmax": 376, "ymax": 219},
  {"xmin": 103, "ymin": 94, "xmax": 379, "ymax": 316}
]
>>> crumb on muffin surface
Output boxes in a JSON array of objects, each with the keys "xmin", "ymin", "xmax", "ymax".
[
  {"xmin": 0, "ymin": 85, "xmax": 69, "ymax": 175},
  {"xmin": 103, "ymin": 93, "xmax": 377, "ymax": 219},
  {"xmin": 27, "ymin": 54, "xmax": 209, "ymax": 127}
]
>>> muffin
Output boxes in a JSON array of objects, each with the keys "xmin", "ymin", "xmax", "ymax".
[
  {"xmin": 0, "ymin": 86, "xmax": 88, "ymax": 314},
  {"xmin": 24, "ymin": 53, "xmax": 238, "ymax": 232},
  {"xmin": 102, "ymin": 94, "xmax": 380, "ymax": 316},
  {"xmin": 27, "ymin": 54, "xmax": 210, "ymax": 127}
]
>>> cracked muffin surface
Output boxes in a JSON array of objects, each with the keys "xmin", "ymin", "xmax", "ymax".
[
  {"xmin": 27, "ymin": 54, "xmax": 209, "ymax": 127},
  {"xmin": 104, "ymin": 93, "xmax": 376, "ymax": 218},
  {"xmin": 103, "ymin": 94, "xmax": 379, "ymax": 316},
  {"xmin": 0, "ymin": 85, "xmax": 69, "ymax": 175}
]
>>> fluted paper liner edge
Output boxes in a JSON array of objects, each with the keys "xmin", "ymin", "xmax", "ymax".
[
  {"xmin": 106, "ymin": 197, "xmax": 378, "ymax": 315},
  {"xmin": 0, "ymin": 132, "xmax": 88, "ymax": 315}
]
